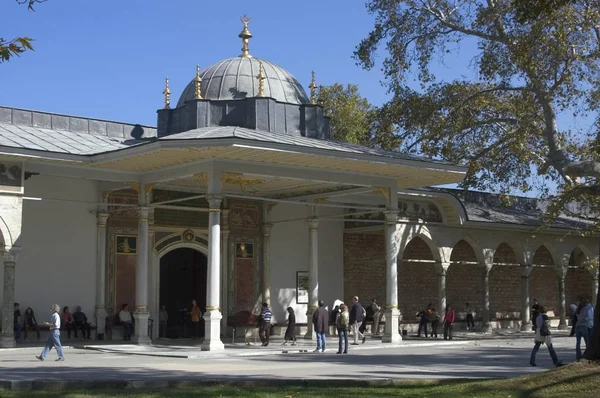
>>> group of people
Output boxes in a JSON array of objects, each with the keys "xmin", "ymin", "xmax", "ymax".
[
  {"xmin": 13, "ymin": 302, "xmax": 92, "ymax": 343},
  {"xmin": 417, "ymin": 303, "xmax": 457, "ymax": 340}
]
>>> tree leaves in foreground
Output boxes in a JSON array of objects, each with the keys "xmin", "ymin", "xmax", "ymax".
[
  {"xmin": 0, "ymin": 1, "xmax": 46, "ymax": 63},
  {"xmin": 355, "ymin": 0, "xmax": 600, "ymax": 359},
  {"xmin": 513, "ymin": 0, "xmax": 577, "ymax": 22}
]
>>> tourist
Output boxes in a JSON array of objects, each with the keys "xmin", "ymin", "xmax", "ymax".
[
  {"xmin": 588, "ymin": 300, "xmax": 595, "ymax": 338},
  {"xmin": 417, "ymin": 303, "xmax": 432, "ymax": 337},
  {"xmin": 575, "ymin": 297, "xmax": 593, "ymax": 360},
  {"xmin": 282, "ymin": 307, "xmax": 297, "ymax": 346},
  {"xmin": 350, "ymin": 296, "xmax": 366, "ymax": 345},
  {"xmin": 159, "ymin": 305, "xmax": 168, "ymax": 338},
  {"xmin": 73, "ymin": 306, "xmax": 91, "ymax": 339},
  {"xmin": 189, "ymin": 299, "xmax": 201, "ymax": 340},
  {"xmin": 312, "ymin": 300, "xmax": 329, "ymax": 353},
  {"xmin": 569, "ymin": 300, "xmax": 579, "ymax": 337},
  {"xmin": 530, "ymin": 306, "xmax": 563, "ymax": 367},
  {"xmin": 371, "ymin": 298, "xmax": 381, "ymax": 336},
  {"xmin": 259, "ymin": 302, "xmax": 272, "ymax": 346},
  {"xmin": 329, "ymin": 304, "xmax": 340, "ymax": 336},
  {"xmin": 336, "ymin": 304, "xmax": 350, "ymax": 354},
  {"xmin": 23, "ymin": 307, "xmax": 40, "ymax": 340},
  {"xmin": 61, "ymin": 306, "xmax": 75, "ymax": 339},
  {"xmin": 531, "ymin": 299, "xmax": 540, "ymax": 331},
  {"xmin": 430, "ymin": 307, "xmax": 440, "ymax": 338},
  {"xmin": 13, "ymin": 303, "xmax": 22, "ymax": 343},
  {"xmin": 119, "ymin": 303, "xmax": 133, "ymax": 341},
  {"xmin": 443, "ymin": 305, "xmax": 455, "ymax": 340},
  {"xmin": 465, "ymin": 302, "xmax": 475, "ymax": 331},
  {"xmin": 36, "ymin": 304, "xmax": 65, "ymax": 362}
]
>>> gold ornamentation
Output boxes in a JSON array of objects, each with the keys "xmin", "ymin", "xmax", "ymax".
[
  {"xmin": 209, "ymin": 208, "xmax": 221, "ymax": 212},
  {"xmin": 163, "ymin": 77, "xmax": 171, "ymax": 109},
  {"xmin": 194, "ymin": 65, "xmax": 203, "ymax": 100},
  {"xmin": 102, "ymin": 190, "xmax": 112, "ymax": 202},
  {"xmin": 257, "ymin": 62, "xmax": 266, "ymax": 97},
  {"xmin": 374, "ymin": 187, "xmax": 390, "ymax": 201},
  {"xmin": 236, "ymin": 242, "xmax": 254, "ymax": 258},
  {"xmin": 145, "ymin": 183, "xmax": 157, "ymax": 194},
  {"xmin": 136, "ymin": 305, "xmax": 148, "ymax": 311},
  {"xmin": 313, "ymin": 197, "xmax": 328, "ymax": 204},
  {"xmin": 221, "ymin": 172, "xmax": 263, "ymax": 192},
  {"xmin": 309, "ymin": 71, "xmax": 317, "ymax": 104},
  {"xmin": 194, "ymin": 172, "xmax": 207, "ymax": 181},
  {"xmin": 127, "ymin": 182, "xmax": 140, "ymax": 192},
  {"xmin": 182, "ymin": 229, "xmax": 195, "ymax": 242},
  {"xmin": 116, "ymin": 236, "xmax": 136, "ymax": 254},
  {"xmin": 267, "ymin": 203, "xmax": 277, "ymax": 213},
  {"xmin": 238, "ymin": 15, "xmax": 253, "ymax": 58},
  {"xmin": 205, "ymin": 306, "xmax": 220, "ymax": 311}
]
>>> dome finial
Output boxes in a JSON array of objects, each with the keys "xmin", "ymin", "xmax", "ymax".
[
  {"xmin": 163, "ymin": 77, "xmax": 171, "ymax": 109},
  {"xmin": 239, "ymin": 15, "xmax": 253, "ymax": 58},
  {"xmin": 309, "ymin": 71, "xmax": 317, "ymax": 104},
  {"xmin": 257, "ymin": 62, "xmax": 266, "ymax": 97},
  {"xmin": 194, "ymin": 65, "xmax": 203, "ymax": 100}
]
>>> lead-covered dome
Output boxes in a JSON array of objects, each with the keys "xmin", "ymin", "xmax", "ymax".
[{"xmin": 177, "ymin": 57, "xmax": 309, "ymax": 107}]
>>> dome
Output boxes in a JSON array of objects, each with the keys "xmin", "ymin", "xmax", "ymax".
[{"xmin": 176, "ymin": 57, "xmax": 310, "ymax": 107}]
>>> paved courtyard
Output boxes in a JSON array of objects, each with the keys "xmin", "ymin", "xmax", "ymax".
[{"xmin": 0, "ymin": 334, "xmax": 578, "ymax": 388}]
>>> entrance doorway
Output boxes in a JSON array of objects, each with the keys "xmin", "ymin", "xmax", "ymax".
[{"xmin": 159, "ymin": 248, "xmax": 207, "ymax": 338}]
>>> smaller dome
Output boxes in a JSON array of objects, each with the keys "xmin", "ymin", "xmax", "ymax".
[{"xmin": 177, "ymin": 57, "xmax": 309, "ymax": 107}]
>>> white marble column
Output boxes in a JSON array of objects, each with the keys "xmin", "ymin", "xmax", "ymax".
[
  {"xmin": 0, "ymin": 248, "xmax": 20, "ymax": 348},
  {"xmin": 520, "ymin": 265, "xmax": 533, "ymax": 331},
  {"xmin": 557, "ymin": 267, "xmax": 568, "ymax": 330},
  {"xmin": 304, "ymin": 217, "xmax": 319, "ymax": 340},
  {"xmin": 382, "ymin": 211, "xmax": 401, "ymax": 343},
  {"xmin": 262, "ymin": 222, "xmax": 272, "ymax": 306},
  {"xmin": 202, "ymin": 196, "xmax": 224, "ymax": 351},
  {"xmin": 94, "ymin": 212, "xmax": 109, "ymax": 340},
  {"xmin": 147, "ymin": 210, "xmax": 156, "ymax": 340},
  {"xmin": 220, "ymin": 209, "xmax": 230, "ymax": 335},
  {"xmin": 133, "ymin": 206, "xmax": 151, "ymax": 344},
  {"xmin": 437, "ymin": 263, "xmax": 448, "ymax": 314},
  {"xmin": 592, "ymin": 269, "xmax": 599, "ymax": 308},
  {"xmin": 482, "ymin": 264, "xmax": 493, "ymax": 334}
]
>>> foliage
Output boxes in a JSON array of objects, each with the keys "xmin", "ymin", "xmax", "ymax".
[
  {"xmin": 514, "ymin": 0, "xmax": 577, "ymax": 22},
  {"xmin": 0, "ymin": 1, "xmax": 46, "ymax": 63},
  {"xmin": 318, "ymin": 83, "xmax": 400, "ymax": 150}
]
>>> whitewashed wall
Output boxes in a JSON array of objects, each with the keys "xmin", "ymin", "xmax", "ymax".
[
  {"xmin": 12, "ymin": 175, "xmax": 98, "ymax": 320},
  {"xmin": 269, "ymin": 204, "xmax": 344, "ymax": 324}
]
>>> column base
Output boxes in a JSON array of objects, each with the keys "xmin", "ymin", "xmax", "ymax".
[
  {"xmin": 132, "ymin": 311, "xmax": 152, "ymax": 345},
  {"xmin": 520, "ymin": 321, "xmax": 532, "ymax": 332},
  {"xmin": 481, "ymin": 323, "xmax": 493, "ymax": 334},
  {"xmin": 95, "ymin": 308, "xmax": 107, "ymax": 340},
  {"xmin": 382, "ymin": 308, "xmax": 402, "ymax": 344},
  {"xmin": 304, "ymin": 308, "xmax": 316, "ymax": 340},
  {"xmin": 558, "ymin": 321, "xmax": 568, "ymax": 330},
  {"xmin": 0, "ymin": 336, "xmax": 16, "ymax": 348},
  {"xmin": 201, "ymin": 310, "xmax": 224, "ymax": 351}
]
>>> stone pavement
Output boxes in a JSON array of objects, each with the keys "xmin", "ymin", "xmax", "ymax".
[{"xmin": 0, "ymin": 331, "xmax": 579, "ymax": 390}]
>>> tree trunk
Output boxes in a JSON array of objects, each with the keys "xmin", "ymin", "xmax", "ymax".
[{"xmin": 582, "ymin": 278, "xmax": 600, "ymax": 360}]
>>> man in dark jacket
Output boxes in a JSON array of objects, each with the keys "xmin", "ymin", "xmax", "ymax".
[
  {"xmin": 350, "ymin": 296, "xmax": 366, "ymax": 345},
  {"xmin": 312, "ymin": 300, "xmax": 329, "ymax": 353}
]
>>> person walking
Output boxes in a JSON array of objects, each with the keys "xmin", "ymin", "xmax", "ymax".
[
  {"xmin": 575, "ymin": 298, "xmax": 594, "ymax": 360},
  {"xmin": 430, "ymin": 308, "xmax": 440, "ymax": 338},
  {"xmin": 371, "ymin": 298, "xmax": 381, "ymax": 336},
  {"xmin": 350, "ymin": 296, "xmax": 366, "ymax": 345},
  {"xmin": 283, "ymin": 307, "xmax": 297, "ymax": 346},
  {"xmin": 189, "ymin": 299, "xmax": 201, "ymax": 340},
  {"xmin": 336, "ymin": 304, "xmax": 350, "ymax": 354},
  {"xmin": 36, "ymin": 304, "xmax": 65, "ymax": 362},
  {"xmin": 531, "ymin": 299, "xmax": 540, "ymax": 331},
  {"xmin": 465, "ymin": 302, "xmax": 475, "ymax": 331},
  {"xmin": 312, "ymin": 300, "xmax": 329, "ymax": 353},
  {"xmin": 443, "ymin": 305, "xmax": 455, "ymax": 340},
  {"xmin": 259, "ymin": 302, "xmax": 272, "ymax": 347},
  {"xmin": 530, "ymin": 306, "xmax": 563, "ymax": 367}
]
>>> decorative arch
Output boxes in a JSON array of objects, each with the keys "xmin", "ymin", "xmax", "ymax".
[
  {"xmin": 450, "ymin": 238, "xmax": 482, "ymax": 264},
  {"xmin": 0, "ymin": 215, "xmax": 12, "ymax": 248},
  {"xmin": 493, "ymin": 242, "xmax": 519, "ymax": 265},
  {"xmin": 447, "ymin": 239, "xmax": 483, "ymax": 316},
  {"xmin": 156, "ymin": 240, "xmax": 208, "ymax": 259},
  {"xmin": 532, "ymin": 245, "xmax": 555, "ymax": 266},
  {"xmin": 401, "ymin": 235, "xmax": 441, "ymax": 262}
]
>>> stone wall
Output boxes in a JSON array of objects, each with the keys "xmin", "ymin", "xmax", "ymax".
[
  {"xmin": 530, "ymin": 266, "xmax": 560, "ymax": 314},
  {"xmin": 566, "ymin": 267, "xmax": 594, "ymax": 313},
  {"xmin": 489, "ymin": 265, "xmax": 522, "ymax": 318},
  {"xmin": 343, "ymin": 233, "xmax": 386, "ymax": 307},
  {"xmin": 398, "ymin": 261, "xmax": 439, "ymax": 319},
  {"xmin": 447, "ymin": 264, "xmax": 484, "ymax": 317}
]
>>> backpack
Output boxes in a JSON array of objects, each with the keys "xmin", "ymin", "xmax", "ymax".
[{"xmin": 337, "ymin": 311, "xmax": 349, "ymax": 328}]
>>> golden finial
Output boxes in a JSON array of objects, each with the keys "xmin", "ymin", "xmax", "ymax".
[
  {"xmin": 163, "ymin": 77, "xmax": 171, "ymax": 109},
  {"xmin": 309, "ymin": 71, "xmax": 317, "ymax": 104},
  {"xmin": 257, "ymin": 62, "xmax": 266, "ymax": 97},
  {"xmin": 194, "ymin": 65, "xmax": 203, "ymax": 100},
  {"xmin": 239, "ymin": 15, "xmax": 253, "ymax": 58}
]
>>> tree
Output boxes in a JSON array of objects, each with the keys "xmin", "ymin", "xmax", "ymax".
[
  {"xmin": 355, "ymin": 0, "xmax": 600, "ymax": 359},
  {"xmin": 0, "ymin": 1, "xmax": 45, "ymax": 62},
  {"xmin": 514, "ymin": 0, "xmax": 577, "ymax": 22},
  {"xmin": 318, "ymin": 83, "xmax": 400, "ymax": 149}
]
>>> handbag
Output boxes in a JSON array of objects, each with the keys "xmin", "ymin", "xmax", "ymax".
[{"xmin": 540, "ymin": 324, "xmax": 551, "ymax": 336}]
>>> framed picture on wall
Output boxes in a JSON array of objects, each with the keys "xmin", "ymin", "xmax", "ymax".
[
  {"xmin": 116, "ymin": 236, "xmax": 137, "ymax": 254},
  {"xmin": 296, "ymin": 271, "xmax": 309, "ymax": 304}
]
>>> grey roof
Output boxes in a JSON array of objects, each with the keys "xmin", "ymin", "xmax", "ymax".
[
  {"xmin": 436, "ymin": 188, "xmax": 594, "ymax": 229},
  {"xmin": 160, "ymin": 126, "xmax": 458, "ymax": 166},
  {"xmin": 176, "ymin": 57, "xmax": 309, "ymax": 107},
  {"xmin": 0, "ymin": 122, "xmax": 140, "ymax": 155}
]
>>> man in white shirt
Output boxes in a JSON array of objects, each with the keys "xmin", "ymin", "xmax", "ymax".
[
  {"xmin": 36, "ymin": 304, "xmax": 65, "ymax": 361},
  {"xmin": 119, "ymin": 303, "xmax": 133, "ymax": 341}
]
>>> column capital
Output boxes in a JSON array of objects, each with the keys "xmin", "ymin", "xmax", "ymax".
[
  {"xmin": 308, "ymin": 217, "xmax": 319, "ymax": 230},
  {"xmin": 137, "ymin": 206, "xmax": 151, "ymax": 220},
  {"xmin": 2, "ymin": 247, "xmax": 20, "ymax": 264},
  {"xmin": 521, "ymin": 264, "xmax": 533, "ymax": 277},
  {"xmin": 97, "ymin": 212, "xmax": 109, "ymax": 227},
  {"xmin": 206, "ymin": 195, "xmax": 223, "ymax": 210},
  {"xmin": 555, "ymin": 266, "xmax": 567, "ymax": 279},
  {"xmin": 262, "ymin": 223, "xmax": 273, "ymax": 237},
  {"xmin": 384, "ymin": 210, "xmax": 398, "ymax": 223}
]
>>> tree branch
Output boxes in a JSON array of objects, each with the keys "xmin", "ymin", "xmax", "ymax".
[{"xmin": 563, "ymin": 160, "xmax": 600, "ymax": 179}]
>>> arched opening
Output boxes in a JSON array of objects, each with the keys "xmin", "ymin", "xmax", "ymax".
[
  {"xmin": 399, "ymin": 236, "xmax": 438, "ymax": 318},
  {"xmin": 490, "ymin": 243, "xmax": 521, "ymax": 319},
  {"xmin": 566, "ymin": 247, "xmax": 594, "ymax": 317},
  {"xmin": 448, "ymin": 240, "xmax": 481, "ymax": 318},
  {"xmin": 530, "ymin": 245, "xmax": 559, "ymax": 315},
  {"xmin": 159, "ymin": 248, "xmax": 207, "ymax": 339}
]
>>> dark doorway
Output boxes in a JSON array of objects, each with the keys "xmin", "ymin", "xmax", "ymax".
[{"xmin": 159, "ymin": 248, "xmax": 207, "ymax": 338}]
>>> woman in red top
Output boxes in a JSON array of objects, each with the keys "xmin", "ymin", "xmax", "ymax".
[
  {"xmin": 61, "ymin": 306, "xmax": 75, "ymax": 339},
  {"xmin": 443, "ymin": 305, "xmax": 455, "ymax": 340}
]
